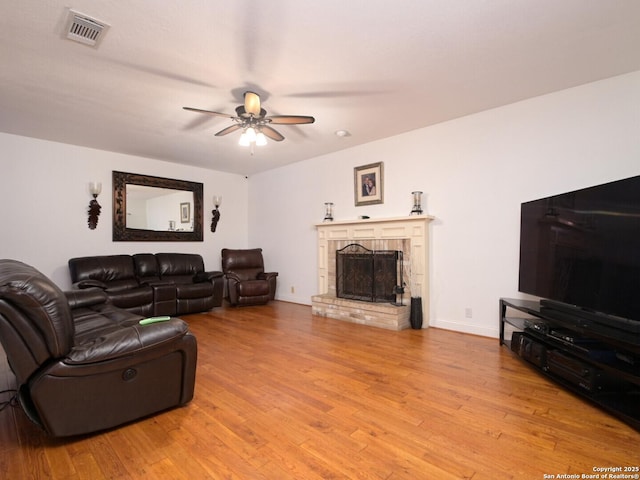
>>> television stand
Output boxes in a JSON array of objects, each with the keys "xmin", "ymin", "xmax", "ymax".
[
  {"xmin": 500, "ymin": 298, "xmax": 640, "ymax": 431},
  {"xmin": 540, "ymin": 298, "xmax": 640, "ymax": 334}
]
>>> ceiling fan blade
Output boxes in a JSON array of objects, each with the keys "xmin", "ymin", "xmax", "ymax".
[
  {"xmin": 215, "ymin": 124, "xmax": 243, "ymax": 136},
  {"xmin": 267, "ymin": 115, "xmax": 315, "ymax": 125},
  {"xmin": 261, "ymin": 126, "xmax": 285, "ymax": 142},
  {"xmin": 183, "ymin": 106, "xmax": 234, "ymax": 118},
  {"xmin": 244, "ymin": 91, "xmax": 261, "ymax": 116}
]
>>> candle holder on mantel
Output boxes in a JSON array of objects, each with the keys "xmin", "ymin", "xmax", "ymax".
[
  {"xmin": 410, "ymin": 191, "xmax": 423, "ymax": 215},
  {"xmin": 323, "ymin": 202, "xmax": 334, "ymax": 222}
]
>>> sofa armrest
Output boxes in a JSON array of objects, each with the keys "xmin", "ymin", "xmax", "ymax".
[
  {"xmin": 258, "ymin": 272, "xmax": 279, "ymax": 280},
  {"xmin": 224, "ymin": 272, "xmax": 243, "ymax": 283},
  {"xmin": 73, "ymin": 279, "xmax": 108, "ymax": 290},
  {"xmin": 194, "ymin": 271, "xmax": 223, "ymax": 283},
  {"xmin": 65, "ymin": 288, "xmax": 109, "ymax": 309},
  {"xmin": 258, "ymin": 272, "xmax": 278, "ymax": 301}
]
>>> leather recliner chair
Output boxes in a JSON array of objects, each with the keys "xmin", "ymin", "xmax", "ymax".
[
  {"xmin": 0, "ymin": 259, "xmax": 197, "ymax": 437},
  {"xmin": 221, "ymin": 248, "xmax": 278, "ymax": 306}
]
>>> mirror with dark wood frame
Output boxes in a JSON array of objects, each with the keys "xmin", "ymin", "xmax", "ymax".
[{"xmin": 112, "ymin": 170, "xmax": 203, "ymax": 241}]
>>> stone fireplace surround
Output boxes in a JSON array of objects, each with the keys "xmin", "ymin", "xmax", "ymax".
[{"xmin": 312, "ymin": 216, "xmax": 433, "ymax": 330}]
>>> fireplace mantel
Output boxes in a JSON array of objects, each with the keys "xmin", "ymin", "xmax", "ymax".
[
  {"xmin": 314, "ymin": 215, "xmax": 434, "ymax": 227},
  {"xmin": 313, "ymin": 215, "xmax": 434, "ymax": 329}
]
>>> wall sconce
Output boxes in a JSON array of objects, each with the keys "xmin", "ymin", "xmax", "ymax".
[
  {"xmin": 211, "ymin": 195, "xmax": 222, "ymax": 232},
  {"xmin": 88, "ymin": 181, "xmax": 102, "ymax": 230}
]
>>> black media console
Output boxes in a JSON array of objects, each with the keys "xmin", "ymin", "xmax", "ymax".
[{"xmin": 499, "ymin": 298, "xmax": 640, "ymax": 431}]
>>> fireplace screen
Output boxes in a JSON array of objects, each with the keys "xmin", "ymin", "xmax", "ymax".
[{"xmin": 336, "ymin": 243, "xmax": 402, "ymax": 303}]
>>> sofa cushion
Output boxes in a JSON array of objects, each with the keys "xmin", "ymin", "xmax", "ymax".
[
  {"xmin": 156, "ymin": 253, "xmax": 203, "ymax": 277},
  {"xmin": 221, "ymin": 248, "xmax": 265, "ymax": 272},
  {"xmin": 107, "ymin": 286, "xmax": 153, "ymax": 309},
  {"xmin": 231, "ymin": 267, "xmax": 264, "ymax": 282},
  {"xmin": 165, "ymin": 274, "xmax": 196, "ymax": 285},
  {"xmin": 104, "ymin": 279, "xmax": 142, "ymax": 293},
  {"xmin": 69, "ymin": 255, "xmax": 137, "ymax": 283},
  {"xmin": 68, "ymin": 305, "xmax": 189, "ymax": 364},
  {"xmin": 175, "ymin": 282, "xmax": 213, "ymax": 299},
  {"xmin": 133, "ymin": 253, "xmax": 161, "ymax": 283},
  {"xmin": 237, "ymin": 280, "xmax": 270, "ymax": 297}
]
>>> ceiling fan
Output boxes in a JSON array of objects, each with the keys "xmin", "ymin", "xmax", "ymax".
[{"xmin": 183, "ymin": 91, "xmax": 315, "ymax": 146}]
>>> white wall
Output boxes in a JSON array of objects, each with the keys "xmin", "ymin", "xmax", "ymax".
[
  {"xmin": 248, "ymin": 71, "xmax": 640, "ymax": 337},
  {"xmin": 0, "ymin": 133, "xmax": 249, "ymax": 289}
]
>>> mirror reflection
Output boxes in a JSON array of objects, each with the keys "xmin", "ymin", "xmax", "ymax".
[
  {"xmin": 126, "ymin": 185, "xmax": 194, "ymax": 232},
  {"xmin": 112, "ymin": 171, "xmax": 203, "ymax": 242}
]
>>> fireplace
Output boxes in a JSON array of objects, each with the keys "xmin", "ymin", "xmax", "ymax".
[
  {"xmin": 336, "ymin": 243, "xmax": 402, "ymax": 303},
  {"xmin": 312, "ymin": 216, "xmax": 433, "ymax": 330}
]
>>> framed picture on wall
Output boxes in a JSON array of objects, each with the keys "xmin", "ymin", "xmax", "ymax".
[
  {"xmin": 180, "ymin": 202, "xmax": 191, "ymax": 223},
  {"xmin": 354, "ymin": 162, "xmax": 384, "ymax": 206}
]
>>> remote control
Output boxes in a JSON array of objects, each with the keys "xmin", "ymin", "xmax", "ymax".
[{"xmin": 139, "ymin": 316, "xmax": 171, "ymax": 325}]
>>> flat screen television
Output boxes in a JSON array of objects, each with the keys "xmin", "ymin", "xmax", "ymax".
[{"xmin": 519, "ymin": 175, "xmax": 640, "ymax": 324}]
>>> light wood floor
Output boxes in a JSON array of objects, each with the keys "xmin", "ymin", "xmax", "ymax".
[{"xmin": 0, "ymin": 301, "xmax": 638, "ymax": 479}]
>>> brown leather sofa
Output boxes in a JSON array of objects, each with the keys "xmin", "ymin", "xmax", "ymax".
[
  {"xmin": 221, "ymin": 248, "xmax": 278, "ymax": 306},
  {"xmin": 68, "ymin": 253, "xmax": 223, "ymax": 316},
  {"xmin": 0, "ymin": 259, "xmax": 197, "ymax": 437}
]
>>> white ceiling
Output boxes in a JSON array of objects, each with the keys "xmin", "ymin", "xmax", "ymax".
[{"xmin": 1, "ymin": 1, "xmax": 639, "ymax": 176}]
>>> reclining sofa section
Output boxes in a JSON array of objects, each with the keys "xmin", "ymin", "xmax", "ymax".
[
  {"xmin": 0, "ymin": 259, "xmax": 197, "ymax": 437},
  {"xmin": 68, "ymin": 253, "xmax": 223, "ymax": 317}
]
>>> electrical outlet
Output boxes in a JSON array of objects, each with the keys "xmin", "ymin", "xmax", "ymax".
[
  {"xmin": 465, "ymin": 307, "xmax": 473, "ymax": 319},
  {"xmin": 291, "ymin": 286, "xmax": 295, "ymax": 294}
]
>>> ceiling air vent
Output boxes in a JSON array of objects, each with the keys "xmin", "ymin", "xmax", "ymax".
[{"xmin": 64, "ymin": 10, "xmax": 110, "ymax": 47}]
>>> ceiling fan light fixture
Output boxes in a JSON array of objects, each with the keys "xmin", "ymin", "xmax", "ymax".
[
  {"xmin": 238, "ymin": 131, "xmax": 251, "ymax": 146},
  {"xmin": 255, "ymin": 131, "xmax": 267, "ymax": 146},
  {"xmin": 239, "ymin": 127, "xmax": 265, "ymax": 147}
]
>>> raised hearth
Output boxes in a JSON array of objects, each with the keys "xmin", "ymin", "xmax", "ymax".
[
  {"xmin": 312, "ymin": 293, "xmax": 410, "ymax": 330},
  {"xmin": 312, "ymin": 216, "xmax": 433, "ymax": 330}
]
